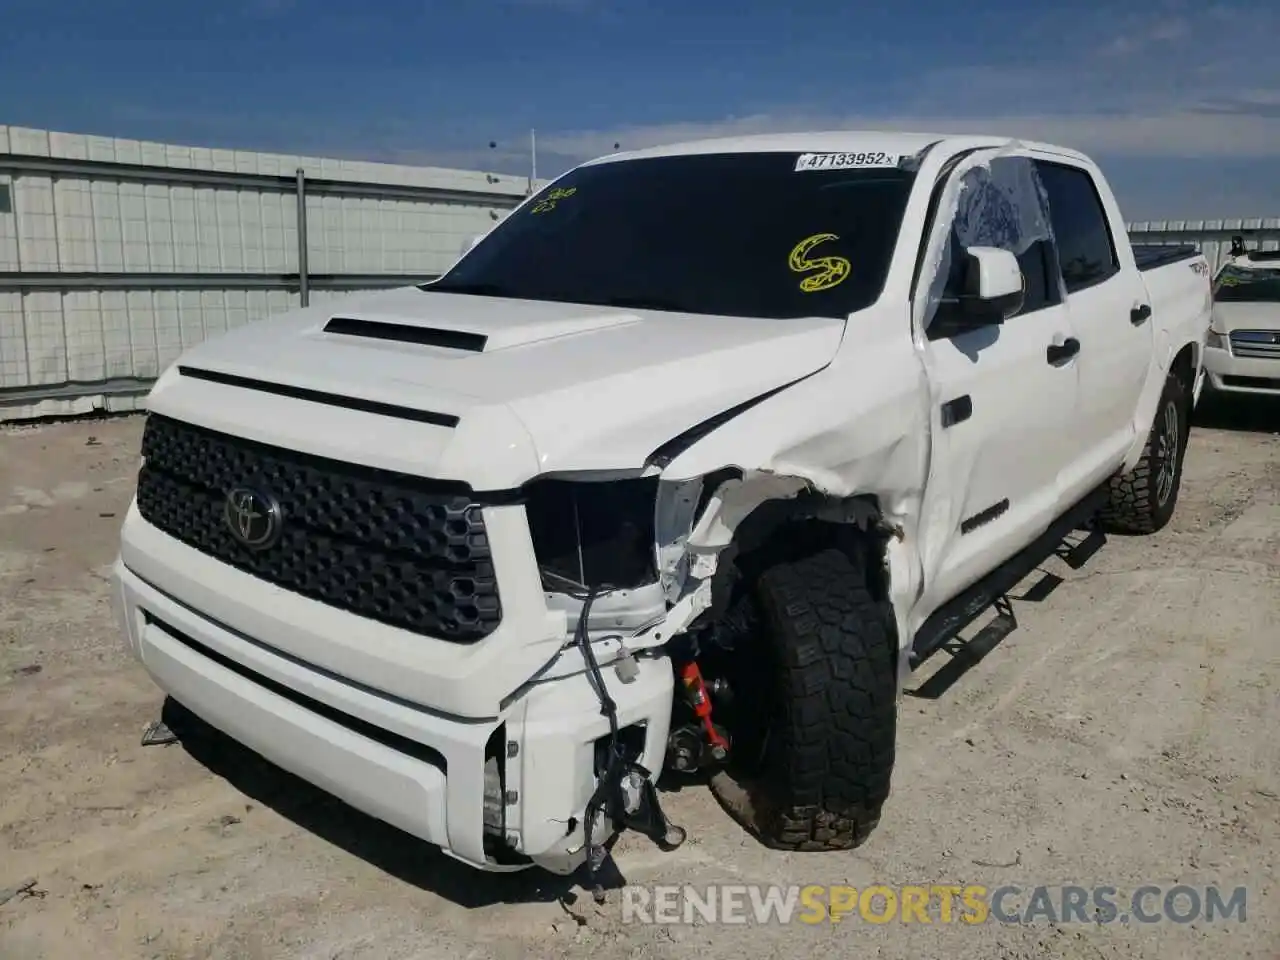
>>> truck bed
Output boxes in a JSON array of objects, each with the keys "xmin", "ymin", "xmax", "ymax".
[{"xmin": 1132, "ymin": 243, "xmax": 1200, "ymax": 272}]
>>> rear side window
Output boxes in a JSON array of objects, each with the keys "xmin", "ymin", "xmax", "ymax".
[{"xmin": 1035, "ymin": 162, "xmax": 1120, "ymax": 293}]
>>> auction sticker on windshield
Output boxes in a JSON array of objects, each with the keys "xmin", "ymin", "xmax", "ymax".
[{"xmin": 795, "ymin": 152, "xmax": 901, "ymax": 171}]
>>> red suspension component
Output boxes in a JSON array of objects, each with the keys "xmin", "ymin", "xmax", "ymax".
[{"xmin": 677, "ymin": 661, "xmax": 730, "ymax": 758}]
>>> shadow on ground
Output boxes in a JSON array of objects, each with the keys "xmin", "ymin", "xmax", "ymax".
[
  {"xmin": 1193, "ymin": 393, "xmax": 1280, "ymax": 433},
  {"xmin": 159, "ymin": 697, "xmax": 618, "ymax": 910}
]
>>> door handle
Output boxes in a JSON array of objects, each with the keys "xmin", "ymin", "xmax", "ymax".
[
  {"xmin": 1046, "ymin": 337, "xmax": 1080, "ymax": 366},
  {"xmin": 941, "ymin": 394, "xmax": 972, "ymax": 427},
  {"xmin": 1131, "ymin": 304, "xmax": 1152, "ymax": 325}
]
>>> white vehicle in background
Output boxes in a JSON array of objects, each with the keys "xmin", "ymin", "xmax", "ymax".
[
  {"xmin": 111, "ymin": 131, "xmax": 1212, "ymax": 894},
  {"xmin": 1204, "ymin": 237, "xmax": 1280, "ymax": 397}
]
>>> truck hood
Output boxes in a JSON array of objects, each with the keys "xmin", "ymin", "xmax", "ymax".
[
  {"xmin": 1212, "ymin": 301, "xmax": 1280, "ymax": 333},
  {"xmin": 155, "ymin": 286, "xmax": 846, "ymax": 487}
]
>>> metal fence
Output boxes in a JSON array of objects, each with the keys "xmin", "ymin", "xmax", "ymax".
[
  {"xmin": 1126, "ymin": 218, "xmax": 1280, "ymax": 273},
  {"xmin": 2, "ymin": 124, "xmax": 1278, "ymax": 422},
  {"xmin": 0, "ymin": 125, "xmax": 542, "ymax": 421}
]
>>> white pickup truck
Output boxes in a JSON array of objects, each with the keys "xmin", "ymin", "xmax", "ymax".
[{"xmin": 111, "ymin": 132, "xmax": 1212, "ymax": 888}]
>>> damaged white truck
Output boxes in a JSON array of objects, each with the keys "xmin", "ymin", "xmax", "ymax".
[{"xmin": 111, "ymin": 132, "xmax": 1212, "ymax": 890}]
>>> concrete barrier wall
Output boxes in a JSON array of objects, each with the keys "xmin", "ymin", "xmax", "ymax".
[{"xmin": 0, "ymin": 125, "xmax": 543, "ymax": 421}]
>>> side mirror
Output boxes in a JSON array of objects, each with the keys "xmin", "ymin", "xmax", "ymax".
[{"xmin": 960, "ymin": 246, "xmax": 1025, "ymax": 323}]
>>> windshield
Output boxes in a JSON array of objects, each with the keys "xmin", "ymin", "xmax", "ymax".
[
  {"xmin": 425, "ymin": 152, "xmax": 918, "ymax": 320},
  {"xmin": 1214, "ymin": 263, "xmax": 1280, "ymax": 303}
]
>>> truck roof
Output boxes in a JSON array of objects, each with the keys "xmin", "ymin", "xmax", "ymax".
[{"xmin": 586, "ymin": 130, "xmax": 1092, "ymax": 167}]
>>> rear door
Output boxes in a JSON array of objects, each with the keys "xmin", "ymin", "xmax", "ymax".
[
  {"xmin": 912, "ymin": 151, "xmax": 1082, "ymax": 618},
  {"xmin": 1034, "ymin": 159, "xmax": 1155, "ymax": 496}
]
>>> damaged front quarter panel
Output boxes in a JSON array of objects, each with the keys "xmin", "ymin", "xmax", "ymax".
[
  {"xmin": 645, "ymin": 469, "xmax": 906, "ymax": 655},
  {"xmin": 630, "ymin": 358, "xmax": 934, "ymax": 674},
  {"xmin": 648, "ymin": 471, "xmax": 812, "ymax": 641}
]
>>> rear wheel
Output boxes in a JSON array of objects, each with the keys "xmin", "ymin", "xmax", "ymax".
[
  {"xmin": 1100, "ymin": 370, "xmax": 1190, "ymax": 535},
  {"xmin": 708, "ymin": 542, "xmax": 898, "ymax": 851}
]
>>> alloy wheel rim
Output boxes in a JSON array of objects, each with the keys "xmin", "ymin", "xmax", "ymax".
[{"xmin": 1155, "ymin": 400, "xmax": 1179, "ymax": 507}]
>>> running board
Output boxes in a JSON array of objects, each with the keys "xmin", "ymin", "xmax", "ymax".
[
  {"xmin": 907, "ymin": 599, "xmax": 1017, "ymax": 700},
  {"xmin": 909, "ymin": 485, "xmax": 1108, "ymax": 669}
]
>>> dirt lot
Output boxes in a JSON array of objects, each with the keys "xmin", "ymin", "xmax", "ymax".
[{"xmin": 1, "ymin": 399, "xmax": 1277, "ymax": 960}]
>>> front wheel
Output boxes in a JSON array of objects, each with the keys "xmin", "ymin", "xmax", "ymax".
[
  {"xmin": 708, "ymin": 544, "xmax": 898, "ymax": 851},
  {"xmin": 1100, "ymin": 370, "xmax": 1189, "ymax": 535}
]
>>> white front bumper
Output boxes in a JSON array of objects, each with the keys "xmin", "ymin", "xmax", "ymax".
[
  {"xmin": 1204, "ymin": 344, "xmax": 1280, "ymax": 395},
  {"xmin": 111, "ymin": 557, "xmax": 674, "ymax": 872}
]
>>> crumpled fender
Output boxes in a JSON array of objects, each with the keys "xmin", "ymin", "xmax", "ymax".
[{"xmin": 635, "ymin": 302, "xmax": 934, "ymax": 682}]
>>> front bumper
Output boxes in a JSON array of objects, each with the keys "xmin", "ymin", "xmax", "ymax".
[
  {"xmin": 111, "ymin": 557, "xmax": 674, "ymax": 873},
  {"xmin": 1203, "ymin": 345, "xmax": 1280, "ymax": 395}
]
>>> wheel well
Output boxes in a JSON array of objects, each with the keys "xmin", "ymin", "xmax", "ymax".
[
  {"xmin": 1171, "ymin": 342, "xmax": 1196, "ymax": 391},
  {"xmin": 701, "ymin": 493, "xmax": 893, "ymax": 624}
]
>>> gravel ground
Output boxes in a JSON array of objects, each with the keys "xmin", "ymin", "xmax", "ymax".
[{"xmin": 1, "ymin": 397, "xmax": 1277, "ymax": 960}]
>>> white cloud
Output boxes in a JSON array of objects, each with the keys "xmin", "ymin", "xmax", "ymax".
[{"xmin": 529, "ymin": 2, "xmax": 1280, "ymax": 165}]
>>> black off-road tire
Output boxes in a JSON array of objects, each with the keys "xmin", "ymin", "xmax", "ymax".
[
  {"xmin": 1100, "ymin": 370, "xmax": 1190, "ymax": 535},
  {"xmin": 708, "ymin": 545, "xmax": 898, "ymax": 852}
]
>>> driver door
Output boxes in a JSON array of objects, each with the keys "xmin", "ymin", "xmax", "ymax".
[{"xmin": 912, "ymin": 152, "xmax": 1082, "ymax": 620}]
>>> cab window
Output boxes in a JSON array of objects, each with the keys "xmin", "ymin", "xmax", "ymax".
[{"xmin": 1035, "ymin": 162, "xmax": 1120, "ymax": 293}]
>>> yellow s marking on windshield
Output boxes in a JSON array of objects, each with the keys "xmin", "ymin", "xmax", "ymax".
[
  {"xmin": 531, "ymin": 187, "xmax": 577, "ymax": 214},
  {"xmin": 789, "ymin": 233, "xmax": 851, "ymax": 293}
]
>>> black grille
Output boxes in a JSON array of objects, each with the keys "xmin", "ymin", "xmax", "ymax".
[{"xmin": 135, "ymin": 414, "xmax": 501, "ymax": 642}]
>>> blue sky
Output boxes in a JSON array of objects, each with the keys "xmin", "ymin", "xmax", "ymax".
[{"xmin": 3, "ymin": 0, "xmax": 1278, "ymax": 219}]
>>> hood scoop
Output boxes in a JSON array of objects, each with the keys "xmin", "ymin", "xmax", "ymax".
[
  {"xmin": 322, "ymin": 307, "xmax": 643, "ymax": 354},
  {"xmin": 323, "ymin": 316, "xmax": 488, "ymax": 352}
]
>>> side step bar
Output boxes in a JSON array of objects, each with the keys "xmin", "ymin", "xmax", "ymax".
[{"xmin": 909, "ymin": 485, "xmax": 1109, "ymax": 669}]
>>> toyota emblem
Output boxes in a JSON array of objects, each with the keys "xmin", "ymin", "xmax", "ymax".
[{"xmin": 224, "ymin": 487, "xmax": 282, "ymax": 550}]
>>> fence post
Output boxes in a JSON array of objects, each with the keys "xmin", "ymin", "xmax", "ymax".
[{"xmin": 295, "ymin": 167, "xmax": 310, "ymax": 307}]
